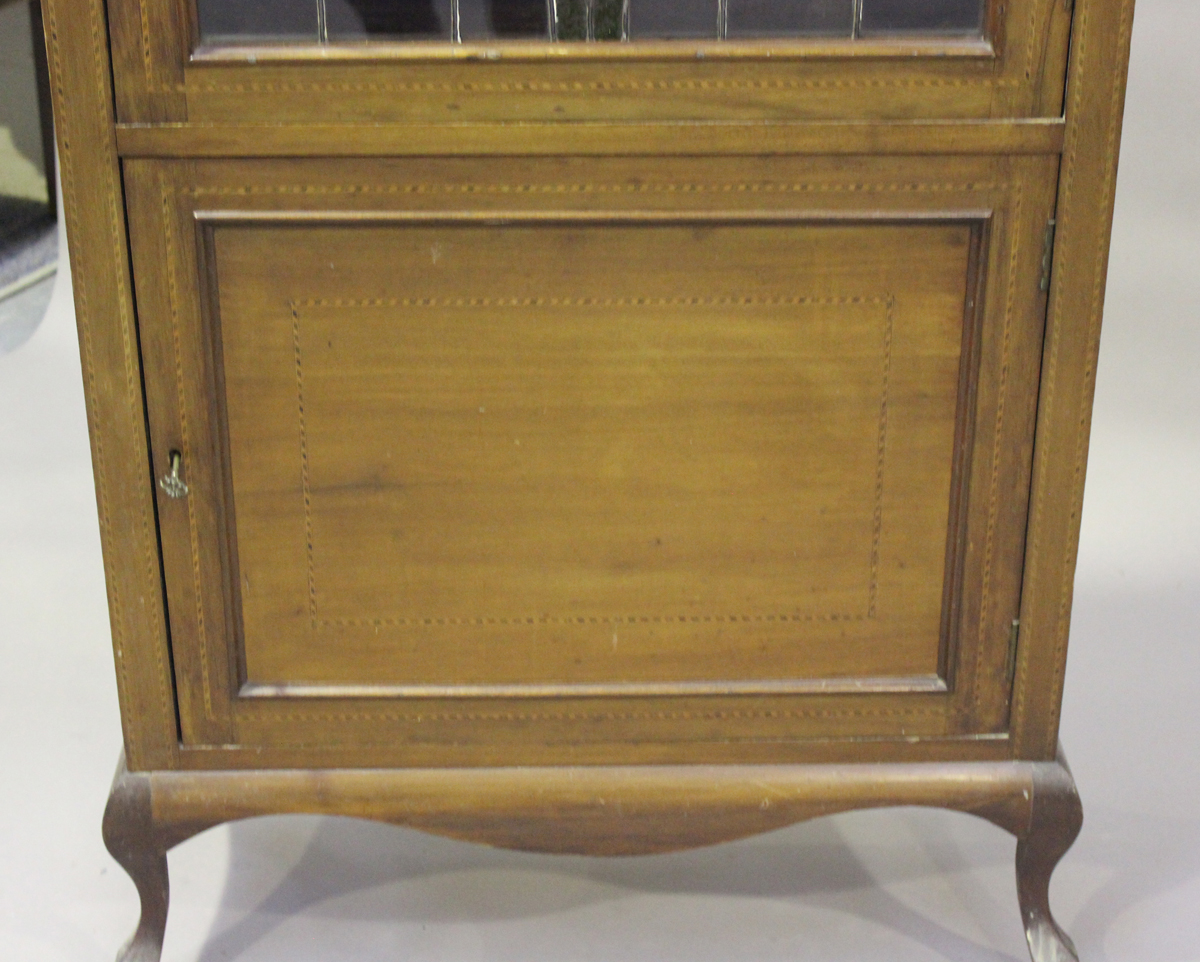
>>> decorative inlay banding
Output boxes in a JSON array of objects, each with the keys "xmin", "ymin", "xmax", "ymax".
[
  {"xmin": 289, "ymin": 292, "xmax": 893, "ymax": 631},
  {"xmin": 868, "ymin": 295, "xmax": 894, "ymax": 619},
  {"xmin": 138, "ymin": 0, "xmax": 155, "ymax": 90},
  {"xmin": 268, "ymin": 704, "xmax": 945, "ymax": 725},
  {"xmin": 290, "ymin": 305, "xmax": 318, "ymax": 630},
  {"xmin": 188, "ymin": 181, "xmax": 1009, "ymax": 199},
  {"xmin": 325, "ymin": 611, "xmax": 868, "ymax": 629},
  {"xmin": 296, "ymin": 293, "xmax": 882, "ymax": 309},
  {"xmin": 188, "ymin": 77, "xmax": 1017, "ymax": 95}
]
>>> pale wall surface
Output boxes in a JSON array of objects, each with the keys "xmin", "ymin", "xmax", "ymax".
[{"xmin": 0, "ymin": 1, "xmax": 49, "ymax": 200}]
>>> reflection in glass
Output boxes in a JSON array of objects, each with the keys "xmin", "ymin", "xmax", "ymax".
[
  {"xmin": 629, "ymin": 0, "xmax": 717, "ymax": 38},
  {"xmin": 486, "ymin": 0, "xmax": 551, "ymax": 37},
  {"xmin": 727, "ymin": 0, "xmax": 851, "ymax": 37},
  {"xmin": 858, "ymin": 0, "xmax": 983, "ymax": 34},
  {"xmin": 593, "ymin": 0, "xmax": 628, "ymax": 40},
  {"xmin": 198, "ymin": 0, "xmax": 318, "ymax": 43},
  {"xmin": 326, "ymin": 0, "xmax": 452, "ymax": 39},
  {"xmin": 554, "ymin": 0, "xmax": 588, "ymax": 39},
  {"xmin": 555, "ymin": 0, "xmax": 627, "ymax": 40},
  {"xmin": 195, "ymin": 0, "xmax": 984, "ymax": 44},
  {"xmin": 459, "ymin": 0, "xmax": 553, "ymax": 39}
]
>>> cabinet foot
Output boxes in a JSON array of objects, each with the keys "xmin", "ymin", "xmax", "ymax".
[
  {"xmin": 102, "ymin": 758, "xmax": 168, "ymax": 962},
  {"xmin": 1016, "ymin": 753, "xmax": 1083, "ymax": 962},
  {"xmin": 99, "ymin": 748, "xmax": 1084, "ymax": 962}
]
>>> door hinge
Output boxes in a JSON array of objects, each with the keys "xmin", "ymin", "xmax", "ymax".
[
  {"xmin": 1039, "ymin": 218, "xmax": 1057, "ymax": 292},
  {"xmin": 1005, "ymin": 618, "xmax": 1021, "ymax": 681}
]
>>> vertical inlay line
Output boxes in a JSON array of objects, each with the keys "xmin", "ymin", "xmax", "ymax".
[
  {"xmin": 868, "ymin": 294, "xmax": 895, "ymax": 620},
  {"xmin": 316, "ymin": 0, "xmax": 328, "ymax": 43},
  {"xmin": 291, "ymin": 304, "xmax": 319, "ymax": 629}
]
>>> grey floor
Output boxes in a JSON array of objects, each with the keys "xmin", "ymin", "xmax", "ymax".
[{"xmin": 3, "ymin": 2, "xmax": 1200, "ymax": 960}]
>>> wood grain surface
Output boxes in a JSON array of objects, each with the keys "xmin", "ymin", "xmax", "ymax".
[{"xmin": 121, "ymin": 154, "xmax": 1058, "ymax": 763}]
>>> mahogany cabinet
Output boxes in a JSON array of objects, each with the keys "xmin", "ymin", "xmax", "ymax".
[{"xmin": 41, "ymin": 0, "xmax": 1134, "ymax": 958}]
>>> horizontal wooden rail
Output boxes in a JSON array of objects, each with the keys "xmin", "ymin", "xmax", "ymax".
[
  {"xmin": 148, "ymin": 756, "xmax": 1041, "ymax": 854},
  {"xmin": 191, "ymin": 38, "xmax": 997, "ymax": 65},
  {"xmin": 116, "ymin": 118, "xmax": 1065, "ymax": 158}
]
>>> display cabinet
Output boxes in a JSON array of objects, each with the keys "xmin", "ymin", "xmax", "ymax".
[{"xmin": 41, "ymin": 0, "xmax": 1134, "ymax": 958}]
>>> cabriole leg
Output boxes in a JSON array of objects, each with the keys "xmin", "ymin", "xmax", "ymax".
[
  {"xmin": 102, "ymin": 758, "xmax": 168, "ymax": 962},
  {"xmin": 95, "ymin": 750, "xmax": 1085, "ymax": 962},
  {"xmin": 1016, "ymin": 754, "xmax": 1084, "ymax": 962}
]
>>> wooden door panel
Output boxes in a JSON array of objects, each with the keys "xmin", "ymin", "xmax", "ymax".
[
  {"xmin": 125, "ymin": 155, "xmax": 1056, "ymax": 765},
  {"xmin": 216, "ymin": 219, "xmax": 965, "ymax": 692}
]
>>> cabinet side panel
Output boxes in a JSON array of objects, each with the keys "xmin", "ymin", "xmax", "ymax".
[
  {"xmin": 42, "ymin": 0, "xmax": 180, "ymax": 769},
  {"xmin": 1013, "ymin": 0, "xmax": 1136, "ymax": 760}
]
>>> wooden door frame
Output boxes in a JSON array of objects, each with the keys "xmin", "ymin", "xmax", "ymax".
[{"xmin": 105, "ymin": 0, "xmax": 1073, "ymax": 123}]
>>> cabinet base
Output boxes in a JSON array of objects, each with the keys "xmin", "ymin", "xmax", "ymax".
[{"xmin": 103, "ymin": 749, "xmax": 1082, "ymax": 962}]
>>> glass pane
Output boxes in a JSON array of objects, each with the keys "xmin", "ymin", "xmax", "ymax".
[
  {"xmin": 196, "ymin": 0, "xmax": 984, "ymax": 44},
  {"xmin": 593, "ymin": 0, "xmax": 628, "ymax": 40},
  {"xmin": 198, "ymin": 0, "xmax": 319, "ymax": 43},
  {"xmin": 326, "ymin": 0, "xmax": 454, "ymax": 39},
  {"xmin": 727, "ymin": 0, "xmax": 852, "ymax": 37},
  {"xmin": 459, "ymin": 0, "xmax": 551, "ymax": 38},
  {"xmin": 555, "ymin": 0, "xmax": 590, "ymax": 39},
  {"xmin": 554, "ymin": 0, "xmax": 626, "ymax": 40},
  {"xmin": 629, "ymin": 0, "xmax": 718, "ymax": 38},
  {"xmin": 858, "ymin": 0, "xmax": 983, "ymax": 34}
]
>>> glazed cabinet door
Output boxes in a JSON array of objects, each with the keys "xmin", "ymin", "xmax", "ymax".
[
  {"xmin": 125, "ymin": 154, "xmax": 1057, "ymax": 767},
  {"xmin": 106, "ymin": 0, "xmax": 1073, "ymax": 124}
]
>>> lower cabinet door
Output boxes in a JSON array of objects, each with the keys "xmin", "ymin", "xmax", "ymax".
[{"xmin": 124, "ymin": 155, "xmax": 1057, "ymax": 766}]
